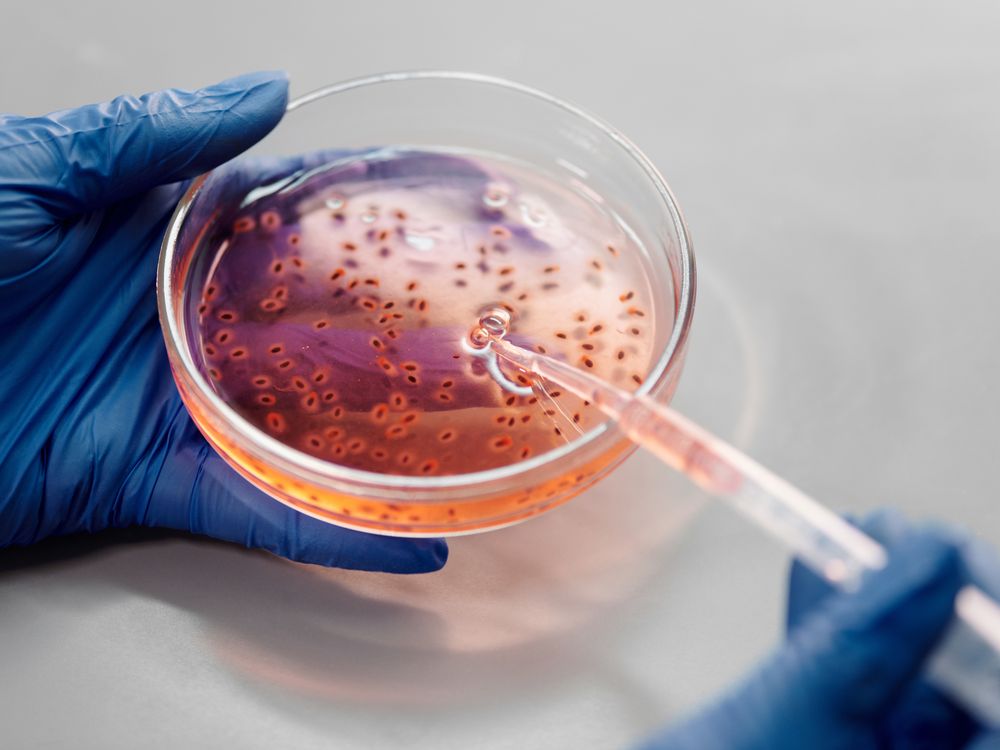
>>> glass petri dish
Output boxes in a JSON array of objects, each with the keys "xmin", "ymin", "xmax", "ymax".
[{"xmin": 157, "ymin": 71, "xmax": 695, "ymax": 536}]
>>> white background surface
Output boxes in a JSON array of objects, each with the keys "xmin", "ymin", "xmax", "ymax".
[{"xmin": 2, "ymin": 1, "xmax": 1000, "ymax": 747}]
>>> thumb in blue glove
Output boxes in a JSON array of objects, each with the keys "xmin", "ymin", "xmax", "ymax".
[
  {"xmin": 0, "ymin": 72, "xmax": 447, "ymax": 573},
  {"xmin": 642, "ymin": 510, "xmax": 1000, "ymax": 749}
]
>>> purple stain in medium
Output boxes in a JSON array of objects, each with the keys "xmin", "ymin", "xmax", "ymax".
[{"xmin": 188, "ymin": 148, "xmax": 660, "ymax": 475}]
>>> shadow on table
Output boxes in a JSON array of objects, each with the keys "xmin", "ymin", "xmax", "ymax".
[
  {"xmin": 0, "ymin": 527, "xmax": 178, "ymax": 571},
  {"xmin": 0, "ymin": 458, "xmax": 701, "ymax": 719}
]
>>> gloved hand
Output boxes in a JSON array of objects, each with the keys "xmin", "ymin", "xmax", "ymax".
[
  {"xmin": 642, "ymin": 510, "xmax": 1000, "ymax": 750},
  {"xmin": 0, "ymin": 72, "xmax": 447, "ymax": 573}
]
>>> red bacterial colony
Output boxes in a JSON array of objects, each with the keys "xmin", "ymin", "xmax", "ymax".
[{"xmin": 192, "ymin": 150, "xmax": 661, "ymax": 476}]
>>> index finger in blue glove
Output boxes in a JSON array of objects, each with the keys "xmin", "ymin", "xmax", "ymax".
[{"xmin": 0, "ymin": 70, "xmax": 288, "ymax": 282}]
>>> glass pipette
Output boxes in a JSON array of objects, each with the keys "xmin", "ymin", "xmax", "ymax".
[{"xmin": 472, "ymin": 314, "xmax": 1000, "ymax": 727}]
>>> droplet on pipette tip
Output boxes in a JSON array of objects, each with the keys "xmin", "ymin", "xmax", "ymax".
[
  {"xmin": 468, "ymin": 327, "xmax": 491, "ymax": 349},
  {"xmin": 479, "ymin": 307, "xmax": 511, "ymax": 338},
  {"xmin": 468, "ymin": 306, "xmax": 512, "ymax": 349}
]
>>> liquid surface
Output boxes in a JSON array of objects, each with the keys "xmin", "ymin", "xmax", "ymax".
[{"xmin": 191, "ymin": 149, "xmax": 661, "ymax": 476}]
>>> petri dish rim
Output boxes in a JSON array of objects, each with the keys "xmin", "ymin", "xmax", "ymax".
[{"xmin": 158, "ymin": 69, "xmax": 696, "ymax": 494}]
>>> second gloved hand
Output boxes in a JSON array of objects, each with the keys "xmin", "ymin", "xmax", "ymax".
[{"xmin": 641, "ymin": 511, "xmax": 1000, "ymax": 750}]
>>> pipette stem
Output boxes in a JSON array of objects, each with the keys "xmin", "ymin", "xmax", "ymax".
[{"xmin": 491, "ymin": 337, "xmax": 883, "ymax": 581}]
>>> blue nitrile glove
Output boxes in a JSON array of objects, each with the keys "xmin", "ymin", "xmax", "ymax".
[
  {"xmin": 642, "ymin": 510, "xmax": 1000, "ymax": 750},
  {"xmin": 0, "ymin": 72, "xmax": 447, "ymax": 573}
]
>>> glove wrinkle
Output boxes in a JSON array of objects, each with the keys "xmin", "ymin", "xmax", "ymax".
[
  {"xmin": 120, "ymin": 396, "xmax": 188, "ymax": 531},
  {"xmin": 32, "ymin": 433, "xmax": 53, "ymax": 543},
  {"xmin": 186, "ymin": 441, "xmax": 210, "ymax": 538}
]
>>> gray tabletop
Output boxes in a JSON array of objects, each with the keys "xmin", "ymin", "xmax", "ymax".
[{"xmin": 3, "ymin": 2, "xmax": 999, "ymax": 748}]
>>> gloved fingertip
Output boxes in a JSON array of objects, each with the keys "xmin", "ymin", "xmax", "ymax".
[
  {"xmin": 196, "ymin": 69, "xmax": 290, "ymax": 133},
  {"xmin": 198, "ymin": 69, "xmax": 289, "ymax": 95},
  {"xmin": 180, "ymin": 69, "xmax": 289, "ymax": 160},
  {"xmin": 257, "ymin": 505, "xmax": 448, "ymax": 573},
  {"xmin": 961, "ymin": 535, "xmax": 1000, "ymax": 600},
  {"xmin": 785, "ymin": 506, "xmax": 920, "ymax": 634},
  {"xmin": 786, "ymin": 558, "xmax": 835, "ymax": 633},
  {"xmin": 855, "ymin": 506, "xmax": 910, "ymax": 544},
  {"xmin": 251, "ymin": 512, "xmax": 450, "ymax": 574},
  {"xmin": 390, "ymin": 539, "xmax": 448, "ymax": 573},
  {"xmin": 840, "ymin": 511, "xmax": 860, "ymax": 526},
  {"xmin": 430, "ymin": 538, "xmax": 449, "ymax": 569},
  {"xmin": 322, "ymin": 533, "xmax": 449, "ymax": 575},
  {"xmin": 846, "ymin": 529, "xmax": 964, "ymax": 628}
]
